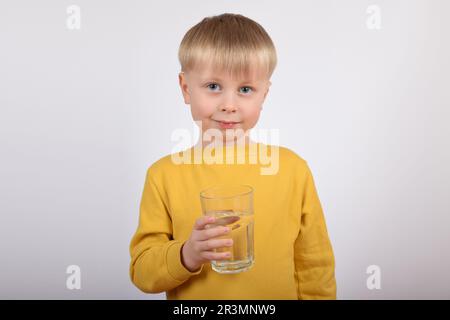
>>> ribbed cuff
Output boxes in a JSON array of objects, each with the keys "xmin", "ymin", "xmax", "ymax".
[{"xmin": 166, "ymin": 240, "xmax": 204, "ymax": 282}]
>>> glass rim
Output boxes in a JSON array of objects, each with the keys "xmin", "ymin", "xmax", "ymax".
[{"xmin": 199, "ymin": 184, "xmax": 253, "ymax": 200}]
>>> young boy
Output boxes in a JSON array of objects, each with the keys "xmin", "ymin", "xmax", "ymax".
[{"xmin": 129, "ymin": 13, "xmax": 336, "ymax": 300}]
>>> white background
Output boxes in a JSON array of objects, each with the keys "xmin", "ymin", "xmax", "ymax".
[{"xmin": 1, "ymin": 0, "xmax": 449, "ymax": 299}]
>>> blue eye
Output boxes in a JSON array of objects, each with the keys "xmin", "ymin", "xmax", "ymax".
[
  {"xmin": 240, "ymin": 86, "xmax": 253, "ymax": 94},
  {"xmin": 205, "ymin": 83, "xmax": 253, "ymax": 94},
  {"xmin": 207, "ymin": 83, "xmax": 221, "ymax": 91}
]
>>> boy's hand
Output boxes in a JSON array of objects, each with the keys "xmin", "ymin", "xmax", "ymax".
[{"xmin": 181, "ymin": 215, "xmax": 235, "ymax": 272}]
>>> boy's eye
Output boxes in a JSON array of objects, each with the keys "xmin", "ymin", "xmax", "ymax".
[
  {"xmin": 206, "ymin": 83, "xmax": 221, "ymax": 91},
  {"xmin": 205, "ymin": 83, "xmax": 253, "ymax": 94},
  {"xmin": 240, "ymin": 86, "xmax": 253, "ymax": 94}
]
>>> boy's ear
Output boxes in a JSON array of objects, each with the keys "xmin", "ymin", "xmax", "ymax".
[{"xmin": 178, "ymin": 72, "xmax": 191, "ymax": 104}]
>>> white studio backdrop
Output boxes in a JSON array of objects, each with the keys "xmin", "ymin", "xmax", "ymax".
[{"xmin": 1, "ymin": 0, "xmax": 449, "ymax": 299}]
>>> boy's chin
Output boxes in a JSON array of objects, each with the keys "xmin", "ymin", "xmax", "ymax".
[
  {"xmin": 223, "ymin": 135, "xmax": 250, "ymax": 145},
  {"xmin": 202, "ymin": 136, "xmax": 249, "ymax": 145}
]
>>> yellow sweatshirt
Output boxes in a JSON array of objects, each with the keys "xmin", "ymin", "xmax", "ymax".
[{"xmin": 129, "ymin": 142, "xmax": 336, "ymax": 299}]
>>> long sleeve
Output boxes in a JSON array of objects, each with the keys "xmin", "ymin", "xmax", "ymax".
[
  {"xmin": 294, "ymin": 162, "xmax": 337, "ymax": 299},
  {"xmin": 129, "ymin": 167, "xmax": 203, "ymax": 294}
]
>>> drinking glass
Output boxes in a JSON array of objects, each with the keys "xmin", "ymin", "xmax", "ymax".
[{"xmin": 200, "ymin": 184, "xmax": 254, "ymax": 274}]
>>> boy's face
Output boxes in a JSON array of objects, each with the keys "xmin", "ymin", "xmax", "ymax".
[{"xmin": 178, "ymin": 63, "xmax": 271, "ymax": 145}]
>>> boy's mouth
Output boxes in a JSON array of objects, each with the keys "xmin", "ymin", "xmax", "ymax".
[{"xmin": 213, "ymin": 119, "xmax": 241, "ymax": 129}]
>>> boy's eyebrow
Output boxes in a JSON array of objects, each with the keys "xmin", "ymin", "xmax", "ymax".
[
  {"xmin": 201, "ymin": 77, "xmax": 223, "ymax": 82},
  {"xmin": 200, "ymin": 77, "xmax": 259, "ymax": 84}
]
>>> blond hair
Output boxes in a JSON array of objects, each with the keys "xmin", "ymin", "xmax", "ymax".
[{"xmin": 178, "ymin": 13, "xmax": 277, "ymax": 79}]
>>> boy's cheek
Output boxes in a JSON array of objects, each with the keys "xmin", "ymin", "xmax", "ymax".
[
  {"xmin": 244, "ymin": 106, "xmax": 262, "ymax": 121},
  {"xmin": 189, "ymin": 97, "xmax": 208, "ymax": 113}
]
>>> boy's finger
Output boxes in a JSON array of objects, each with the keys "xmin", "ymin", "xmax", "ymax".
[
  {"xmin": 213, "ymin": 216, "xmax": 240, "ymax": 226},
  {"xmin": 197, "ymin": 225, "xmax": 230, "ymax": 241},
  {"xmin": 198, "ymin": 238, "xmax": 233, "ymax": 251},
  {"xmin": 201, "ymin": 251, "xmax": 232, "ymax": 261},
  {"xmin": 194, "ymin": 216, "xmax": 216, "ymax": 230}
]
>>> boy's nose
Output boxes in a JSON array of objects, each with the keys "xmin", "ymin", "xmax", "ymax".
[
  {"xmin": 219, "ymin": 92, "xmax": 238, "ymax": 113},
  {"xmin": 220, "ymin": 105, "xmax": 237, "ymax": 113}
]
